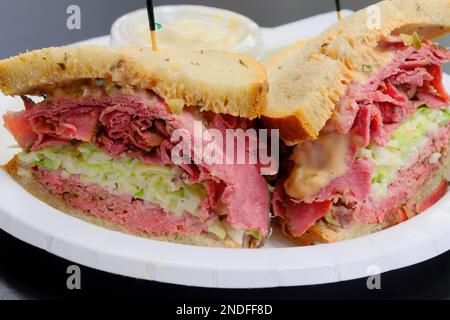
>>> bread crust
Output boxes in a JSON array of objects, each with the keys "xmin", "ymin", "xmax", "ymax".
[
  {"xmin": 264, "ymin": 0, "xmax": 450, "ymax": 145},
  {"xmin": 3, "ymin": 156, "xmax": 251, "ymax": 248},
  {"xmin": 0, "ymin": 45, "xmax": 268, "ymax": 119}
]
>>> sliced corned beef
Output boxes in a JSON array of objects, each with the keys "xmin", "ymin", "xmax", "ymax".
[
  {"xmin": 3, "ymin": 90, "xmax": 270, "ymax": 236},
  {"xmin": 273, "ymin": 181, "xmax": 332, "ymax": 238}
]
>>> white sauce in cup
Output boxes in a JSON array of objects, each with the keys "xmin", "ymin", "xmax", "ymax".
[{"xmin": 111, "ymin": 5, "xmax": 264, "ymax": 58}]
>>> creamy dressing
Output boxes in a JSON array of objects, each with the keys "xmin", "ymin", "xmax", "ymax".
[
  {"xmin": 284, "ymin": 132, "xmax": 349, "ymax": 200},
  {"xmin": 33, "ymin": 79, "xmax": 139, "ymax": 102},
  {"xmin": 135, "ymin": 18, "xmax": 241, "ymax": 50}
]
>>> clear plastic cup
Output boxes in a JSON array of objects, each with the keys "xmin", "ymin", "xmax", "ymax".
[{"xmin": 110, "ymin": 5, "xmax": 264, "ymax": 58}]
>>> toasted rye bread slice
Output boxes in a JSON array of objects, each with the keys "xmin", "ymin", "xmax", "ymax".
[
  {"xmin": 0, "ymin": 45, "xmax": 268, "ymax": 119},
  {"xmin": 3, "ymin": 156, "xmax": 258, "ymax": 248},
  {"xmin": 263, "ymin": 0, "xmax": 450, "ymax": 145},
  {"xmin": 288, "ymin": 144, "xmax": 450, "ymax": 245}
]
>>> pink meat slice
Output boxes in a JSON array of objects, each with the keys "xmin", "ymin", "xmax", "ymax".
[
  {"xmin": 29, "ymin": 106, "xmax": 100, "ymax": 144},
  {"xmin": 272, "ymin": 181, "xmax": 332, "ymax": 237},
  {"xmin": 5, "ymin": 98, "xmax": 104, "ymax": 150},
  {"xmin": 168, "ymin": 110, "xmax": 270, "ymax": 232},
  {"xmin": 3, "ymin": 111, "xmax": 38, "ymax": 149}
]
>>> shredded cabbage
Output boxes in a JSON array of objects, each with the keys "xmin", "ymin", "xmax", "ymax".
[
  {"xmin": 207, "ymin": 220, "xmax": 227, "ymax": 240},
  {"xmin": 358, "ymin": 106, "xmax": 450, "ymax": 198},
  {"xmin": 19, "ymin": 143, "xmax": 206, "ymax": 217}
]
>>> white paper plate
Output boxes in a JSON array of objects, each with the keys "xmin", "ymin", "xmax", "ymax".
[{"xmin": 1, "ymin": 10, "xmax": 450, "ymax": 289}]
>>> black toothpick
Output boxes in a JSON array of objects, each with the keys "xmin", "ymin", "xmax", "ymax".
[
  {"xmin": 335, "ymin": 0, "xmax": 342, "ymax": 20},
  {"xmin": 146, "ymin": 0, "xmax": 158, "ymax": 50}
]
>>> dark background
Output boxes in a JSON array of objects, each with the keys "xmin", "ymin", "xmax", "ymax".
[
  {"xmin": 0, "ymin": 0, "xmax": 449, "ymax": 71},
  {"xmin": 1, "ymin": 0, "xmax": 450, "ymax": 300}
]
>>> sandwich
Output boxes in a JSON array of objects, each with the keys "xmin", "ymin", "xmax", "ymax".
[
  {"xmin": 0, "ymin": 45, "xmax": 270, "ymax": 248},
  {"xmin": 264, "ymin": 0, "xmax": 450, "ymax": 244}
]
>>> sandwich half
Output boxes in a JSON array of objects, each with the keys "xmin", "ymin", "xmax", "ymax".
[
  {"xmin": 0, "ymin": 45, "xmax": 270, "ymax": 248},
  {"xmin": 264, "ymin": 0, "xmax": 450, "ymax": 244}
]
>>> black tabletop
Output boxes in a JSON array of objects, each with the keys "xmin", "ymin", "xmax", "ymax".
[
  {"xmin": 2, "ymin": 229, "xmax": 450, "ymax": 300},
  {"xmin": 1, "ymin": 0, "xmax": 450, "ymax": 300}
]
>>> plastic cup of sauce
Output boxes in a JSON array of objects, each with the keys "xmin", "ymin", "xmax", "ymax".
[{"xmin": 111, "ymin": 5, "xmax": 264, "ymax": 58}]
